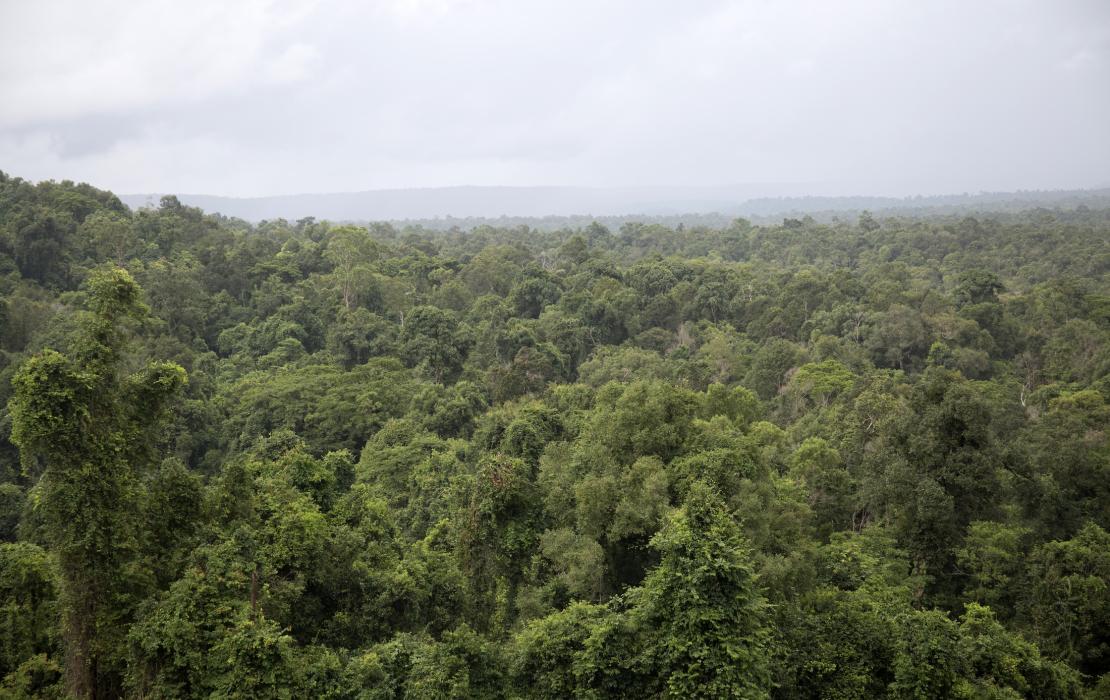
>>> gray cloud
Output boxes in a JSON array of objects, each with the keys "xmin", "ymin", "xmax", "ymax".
[{"xmin": 1, "ymin": 0, "xmax": 1108, "ymax": 197}]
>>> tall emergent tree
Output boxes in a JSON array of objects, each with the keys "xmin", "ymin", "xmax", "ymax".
[{"xmin": 9, "ymin": 268, "xmax": 186, "ymax": 699}]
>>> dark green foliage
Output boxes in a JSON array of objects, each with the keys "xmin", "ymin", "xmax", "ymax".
[
  {"xmin": 510, "ymin": 602, "xmax": 608, "ymax": 697},
  {"xmin": 0, "ymin": 653, "xmax": 67, "ymax": 699},
  {"xmin": 0, "ymin": 543, "xmax": 59, "ymax": 679},
  {"xmin": 1025, "ymin": 523, "xmax": 1110, "ymax": 679},
  {"xmin": 400, "ymin": 305, "xmax": 468, "ymax": 380},
  {"xmin": 0, "ymin": 484, "xmax": 22, "ymax": 541},
  {"xmin": 774, "ymin": 589, "xmax": 897, "ymax": 699},
  {"xmin": 0, "ymin": 172, "xmax": 1107, "ymax": 697}
]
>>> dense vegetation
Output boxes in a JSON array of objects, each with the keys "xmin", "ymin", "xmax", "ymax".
[{"xmin": 0, "ymin": 170, "xmax": 1108, "ymax": 698}]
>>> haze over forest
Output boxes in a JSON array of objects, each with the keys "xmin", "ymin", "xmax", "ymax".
[{"xmin": 116, "ymin": 185, "xmax": 1110, "ymax": 224}]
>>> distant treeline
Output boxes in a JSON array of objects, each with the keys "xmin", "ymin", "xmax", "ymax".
[{"xmin": 118, "ymin": 183, "xmax": 1110, "ymax": 228}]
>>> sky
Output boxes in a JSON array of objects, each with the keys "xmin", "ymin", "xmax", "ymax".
[{"xmin": 1, "ymin": 0, "xmax": 1108, "ymax": 198}]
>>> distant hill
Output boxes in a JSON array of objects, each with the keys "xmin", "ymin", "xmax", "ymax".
[
  {"xmin": 118, "ymin": 185, "xmax": 799, "ymax": 222},
  {"xmin": 118, "ymin": 185, "xmax": 1110, "ymax": 224},
  {"xmin": 740, "ymin": 189, "xmax": 1110, "ymax": 217}
]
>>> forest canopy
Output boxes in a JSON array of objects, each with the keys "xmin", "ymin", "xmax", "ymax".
[{"xmin": 0, "ymin": 170, "xmax": 1108, "ymax": 698}]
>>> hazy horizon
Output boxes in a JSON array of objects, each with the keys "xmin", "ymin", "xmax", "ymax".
[
  {"xmin": 114, "ymin": 183, "xmax": 1110, "ymax": 223},
  {"xmin": 3, "ymin": 1, "xmax": 1109, "ymax": 198},
  {"xmin": 119, "ymin": 181, "xmax": 1110, "ymax": 201}
]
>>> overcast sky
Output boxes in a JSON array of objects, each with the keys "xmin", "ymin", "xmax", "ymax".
[{"xmin": 1, "ymin": 0, "xmax": 1108, "ymax": 197}]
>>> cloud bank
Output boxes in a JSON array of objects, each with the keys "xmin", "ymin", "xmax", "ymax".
[{"xmin": 1, "ymin": 0, "xmax": 1108, "ymax": 197}]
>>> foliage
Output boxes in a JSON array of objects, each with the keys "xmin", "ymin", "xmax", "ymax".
[{"xmin": 0, "ymin": 170, "xmax": 1108, "ymax": 697}]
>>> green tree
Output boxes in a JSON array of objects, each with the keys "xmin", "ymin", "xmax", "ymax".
[
  {"xmin": 80, "ymin": 210, "xmax": 135, "ymax": 266},
  {"xmin": 787, "ymin": 359, "xmax": 856, "ymax": 409},
  {"xmin": 575, "ymin": 482, "xmax": 772, "ymax": 698},
  {"xmin": 400, "ymin": 305, "xmax": 468, "ymax": 381},
  {"xmin": 323, "ymin": 225, "xmax": 381, "ymax": 310},
  {"xmin": 956, "ymin": 603, "xmax": 1081, "ymax": 699},
  {"xmin": 9, "ymin": 268, "xmax": 186, "ymax": 698},
  {"xmin": 956, "ymin": 520, "xmax": 1029, "ymax": 618},
  {"xmin": 640, "ymin": 482, "xmax": 771, "ymax": 698}
]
